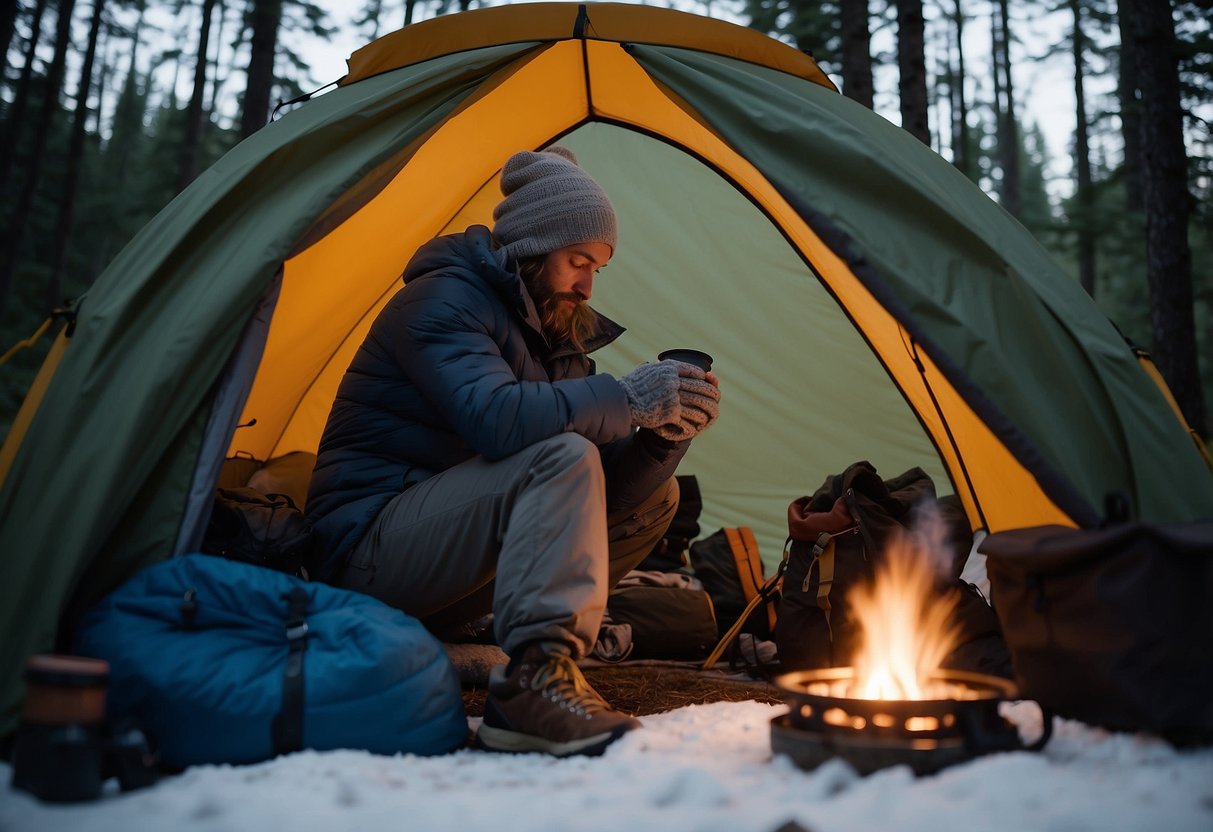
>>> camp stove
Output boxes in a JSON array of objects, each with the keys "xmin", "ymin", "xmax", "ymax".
[{"xmin": 771, "ymin": 667, "xmax": 1049, "ymax": 776}]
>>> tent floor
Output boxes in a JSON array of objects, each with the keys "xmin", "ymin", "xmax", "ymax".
[{"xmin": 445, "ymin": 643, "xmax": 784, "ymax": 718}]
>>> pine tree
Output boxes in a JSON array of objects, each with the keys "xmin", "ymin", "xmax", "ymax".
[
  {"xmin": 946, "ymin": 0, "xmax": 974, "ymax": 178},
  {"xmin": 991, "ymin": 0, "xmax": 1021, "ymax": 217},
  {"xmin": 0, "ymin": 0, "xmax": 48, "ymax": 195},
  {"xmin": 241, "ymin": 0, "xmax": 282, "ymax": 137},
  {"xmin": 1071, "ymin": 0, "xmax": 1096, "ymax": 296},
  {"xmin": 895, "ymin": 0, "xmax": 929, "ymax": 144},
  {"xmin": 839, "ymin": 0, "xmax": 873, "ymax": 107},
  {"xmin": 179, "ymin": 0, "xmax": 219, "ymax": 189},
  {"xmin": 745, "ymin": 1, "xmax": 842, "ymax": 72},
  {"xmin": 1115, "ymin": 0, "xmax": 1143, "ymax": 212},
  {"xmin": 1122, "ymin": 0, "xmax": 1205, "ymax": 434},
  {"xmin": 0, "ymin": 0, "xmax": 78, "ymax": 317},
  {"xmin": 1, "ymin": 0, "xmax": 20, "ymax": 81},
  {"xmin": 48, "ymin": 0, "xmax": 105, "ymax": 310}
]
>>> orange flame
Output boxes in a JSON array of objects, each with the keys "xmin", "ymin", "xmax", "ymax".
[{"xmin": 847, "ymin": 504, "xmax": 962, "ymax": 700}]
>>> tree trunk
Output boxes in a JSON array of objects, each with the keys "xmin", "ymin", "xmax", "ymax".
[
  {"xmin": 179, "ymin": 0, "xmax": 218, "ymax": 191},
  {"xmin": 212, "ymin": 1, "xmax": 245, "ymax": 121},
  {"xmin": 1, "ymin": 0, "xmax": 19, "ymax": 80},
  {"xmin": 0, "ymin": 0, "xmax": 48, "ymax": 196},
  {"xmin": 992, "ymin": 0, "xmax": 1020, "ymax": 216},
  {"xmin": 48, "ymin": 0, "xmax": 104, "ymax": 309},
  {"xmin": 1124, "ymin": 0, "xmax": 1205, "ymax": 434},
  {"xmin": 1116, "ymin": 0, "xmax": 1143, "ymax": 213},
  {"xmin": 1072, "ymin": 0, "xmax": 1095, "ymax": 297},
  {"xmin": 91, "ymin": 36, "xmax": 110, "ymax": 135},
  {"xmin": 240, "ymin": 0, "xmax": 283, "ymax": 138},
  {"xmin": 404, "ymin": 0, "xmax": 415, "ymax": 27},
  {"xmin": 895, "ymin": 0, "xmax": 929, "ymax": 144},
  {"xmin": 839, "ymin": 0, "xmax": 873, "ymax": 109},
  {"xmin": 949, "ymin": 0, "xmax": 971, "ymax": 178},
  {"xmin": 0, "ymin": 0, "xmax": 77, "ymax": 317}
]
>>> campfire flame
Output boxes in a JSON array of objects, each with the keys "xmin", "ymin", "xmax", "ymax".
[{"xmin": 847, "ymin": 503, "xmax": 962, "ymax": 700}]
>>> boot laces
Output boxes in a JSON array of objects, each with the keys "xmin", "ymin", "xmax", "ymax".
[{"xmin": 532, "ymin": 652, "xmax": 610, "ymax": 716}]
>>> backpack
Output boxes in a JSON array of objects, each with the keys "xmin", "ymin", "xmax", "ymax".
[
  {"xmin": 201, "ymin": 487, "xmax": 315, "ymax": 578},
  {"xmin": 776, "ymin": 461, "xmax": 1010, "ymax": 676},
  {"xmin": 74, "ymin": 554, "xmax": 468, "ymax": 768}
]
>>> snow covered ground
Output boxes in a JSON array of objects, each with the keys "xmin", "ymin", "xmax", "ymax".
[{"xmin": 2, "ymin": 699, "xmax": 1212, "ymax": 832}]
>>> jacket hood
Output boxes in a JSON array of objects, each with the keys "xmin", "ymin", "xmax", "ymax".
[{"xmin": 401, "ymin": 225, "xmax": 625, "ymax": 355}]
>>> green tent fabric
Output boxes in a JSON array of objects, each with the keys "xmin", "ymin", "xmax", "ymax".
[
  {"xmin": 632, "ymin": 45, "xmax": 1205, "ymax": 525},
  {"xmin": 1, "ymin": 3, "xmax": 1209, "ymax": 738}
]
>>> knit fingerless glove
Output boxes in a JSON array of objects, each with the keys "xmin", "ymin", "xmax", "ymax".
[
  {"xmin": 618, "ymin": 362, "xmax": 683, "ymax": 428},
  {"xmin": 652, "ymin": 376, "xmax": 722, "ymax": 440}
]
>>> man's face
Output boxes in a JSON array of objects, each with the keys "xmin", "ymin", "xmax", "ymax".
[
  {"xmin": 528, "ymin": 241, "xmax": 612, "ymax": 343},
  {"xmin": 538, "ymin": 241, "xmax": 611, "ymax": 304}
]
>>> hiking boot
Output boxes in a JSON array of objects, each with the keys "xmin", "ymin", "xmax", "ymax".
[{"xmin": 476, "ymin": 644, "xmax": 641, "ymax": 757}]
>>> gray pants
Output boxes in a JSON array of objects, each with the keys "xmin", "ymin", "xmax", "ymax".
[{"xmin": 336, "ymin": 433, "xmax": 679, "ymax": 657}]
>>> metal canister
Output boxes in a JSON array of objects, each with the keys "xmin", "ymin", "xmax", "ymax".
[{"xmin": 10, "ymin": 655, "xmax": 111, "ymax": 803}]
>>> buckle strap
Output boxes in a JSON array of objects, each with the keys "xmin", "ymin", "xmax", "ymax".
[{"xmin": 271, "ymin": 587, "xmax": 309, "ymax": 756}]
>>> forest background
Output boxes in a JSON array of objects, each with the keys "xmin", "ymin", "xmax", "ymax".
[{"xmin": 0, "ymin": 0, "xmax": 1210, "ymax": 451}]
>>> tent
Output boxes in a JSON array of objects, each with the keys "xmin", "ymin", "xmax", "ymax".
[{"xmin": 2, "ymin": 2, "xmax": 1210, "ymax": 736}]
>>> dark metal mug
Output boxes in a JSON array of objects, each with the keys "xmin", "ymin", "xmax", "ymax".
[{"xmin": 658, "ymin": 348, "xmax": 713, "ymax": 373}]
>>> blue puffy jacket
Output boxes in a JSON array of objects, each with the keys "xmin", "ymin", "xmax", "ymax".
[{"xmin": 307, "ymin": 225, "xmax": 688, "ymax": 580}]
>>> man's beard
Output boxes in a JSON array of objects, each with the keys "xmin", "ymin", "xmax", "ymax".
[
  {"xmin": 522, "ymin": 269, "xmax": 595, "ymax": 350},
  {"xmin": 537, "ymin": 292, "xmax": 594, "ymax": 349}
]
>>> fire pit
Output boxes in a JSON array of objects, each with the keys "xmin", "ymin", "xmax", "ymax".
[{"xmin": 771, "ymin": 666, "xmax": 1047, "ymax": 775}]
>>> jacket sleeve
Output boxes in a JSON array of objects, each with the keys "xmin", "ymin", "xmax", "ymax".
[
  {"xmin": 387, "ymin": 275, "xmax": 633, "ymax": 460},
  {"xmin": 598, "ymin": 428, "xmax": 690, "ymax": 515}
]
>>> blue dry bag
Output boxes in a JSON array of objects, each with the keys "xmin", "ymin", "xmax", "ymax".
[{"xmin": 75, "ymin": 554, "xmax": 467, "ymax": 768}]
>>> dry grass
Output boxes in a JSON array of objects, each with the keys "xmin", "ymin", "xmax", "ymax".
[{"xmin": 463, "ymin": 664, "xmax": 783, "ymax": 717}]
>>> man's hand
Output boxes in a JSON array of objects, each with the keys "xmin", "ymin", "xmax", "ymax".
[
  {"xmin": 618, "ymin": 360, "xmax": 691, "ymax": 428},
  {"xmin": 652, "ymin": 368, "xmax": 721, "ymax": 441}
]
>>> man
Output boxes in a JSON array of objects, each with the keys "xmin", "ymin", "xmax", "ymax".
[{"xmin": 306, "ymin": 146, "xmax": 721, "ymax": 757}]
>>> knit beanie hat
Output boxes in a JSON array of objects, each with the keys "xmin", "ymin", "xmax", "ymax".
[{"xmin": 492, "ymin": 146, "xmax": 618, "ymax": 260}]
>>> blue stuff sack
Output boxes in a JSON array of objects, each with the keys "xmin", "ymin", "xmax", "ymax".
[{"xmin": 75, "ymin": 554, "xmax": 467, "ymax": 768}]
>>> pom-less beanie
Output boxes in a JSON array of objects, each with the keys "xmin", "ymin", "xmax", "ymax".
[{"xmin": 491, "ymin": 146, "xmax": 618, "ymax": 260}]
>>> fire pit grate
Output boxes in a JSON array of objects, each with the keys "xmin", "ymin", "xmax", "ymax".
[{"xmin": 771, "ymin": 667, "xmax": 1046, "ymax": 775}]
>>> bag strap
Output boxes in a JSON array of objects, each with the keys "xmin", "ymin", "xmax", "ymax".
[
  {"xmin": 701, "ymin": 559, "xmax": 786, "ymax": 670},
  {"xmin": 734, "ymin": 527, "xmax": 777, "ymax": 632},
  {"xmin": 724, "ymin": 527, "xmax": 770, "ymax": 627},
  {"xmin": 271, "ymin": 587, "xmax": 309, "ymax": 756},
  {"xmin": 814, "ymin": 532, "xmax": 836, "ymax": 642}
]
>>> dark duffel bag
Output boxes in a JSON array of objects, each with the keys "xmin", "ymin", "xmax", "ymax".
[
  {"xmin": 982, "ymin": 521, "xmax": 1213, "ymax": 743},
  {"xmin": 606, "ymin": 585, "xmax": 719, "ymax": 660}
]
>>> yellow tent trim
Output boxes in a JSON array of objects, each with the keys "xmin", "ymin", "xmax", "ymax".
[
  {"xmin": 342, "ymin": 2, "xmax": 835, "ymax": 92},
  {"xmin": 0, "ymin": 327, "xmax": 71, "ymax": 491},
  {"xmin": 1136, "ymin": 351, "xmax": 1213, "ymax": 471}
]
